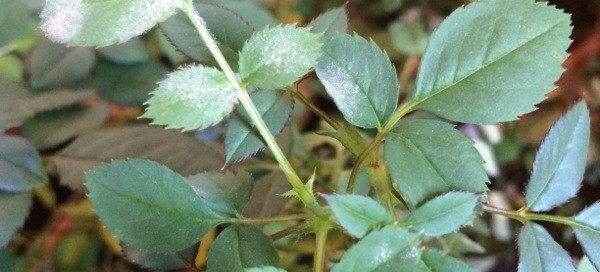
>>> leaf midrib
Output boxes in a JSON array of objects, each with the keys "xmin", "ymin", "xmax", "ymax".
[{"xmin": 412, "ymin": 17, "xmax": 569, "ymax": 109}]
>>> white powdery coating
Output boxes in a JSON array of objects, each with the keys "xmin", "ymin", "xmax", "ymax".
[
  {"xmin": 40, "ymin": 0, "xmax": 86, "ymax": 43},
  {"xmin": 113, "ymin": 0, "xmax": 182, "ymax": 43}
]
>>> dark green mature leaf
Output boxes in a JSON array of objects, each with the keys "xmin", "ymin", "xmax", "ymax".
[
  {"xmin": 40, "ymin": 0, "xmax": 181, "ymax": 47},
  {"xmin": 86, "ymin": 159, "xmax": 225, "ymax": 252},
  {"xmin": 1, "ymin": 88, "xmax": 95, "ymax": 128},
  {"xmin": 97, "ymin": 38, "xmax": 150, "ymax": 64},
  {"xmin": 21, "ymin": 102, "xmax": 109, "ymax": 150},
  {"xmin": 143, "ymin": 66, "xmax": 237, "ymax": 131},
  {"xmin": 243, "ymin": 172, "xmax": 291, "ymax": 218},
  {"xmin": 239, "ymin": 25, "xmax": 322, "ymax": 90},
  {"xmin": 525, "ymin": 102, "xmax": 590, "ymax": 211},
  {"xmin": 0, "ymin": 191, "xmax": 32, "ymax": 248},
  {"xmin": 307, "ymin": 4, "xmax": 348, "ymax": 36},
  {"xmin": 418, "ymin": 250, "xmax": 476, "ymax": 272},
  {"xmin": 225, "ymin": 90, "xmax": 293, "ymax": 163},
  {"xmin": 246, "ymin": 267, "xmax": 287, "ymax": 272},
  {"xmin": 96, "ymin": 59, "xmax": 169, "ymax": 106},
  {"xmin": 406, "ymin": 192, "xmax": 480, "ymax": 236},
  {"xmin": 573, "ymin": 203, "xmax": 600, "ymax": 270},
  {"xmin": 384, "ymin": 119, "xmax": 488, "ymax": 204},
  {"xmin": 0, "ymin": 136, "xmax": 47, "ymax": 192},
  {"xmin": 28, "ymin": 38, "xmax": 96, "ymax": 90},
  {"xmin": 122, "ymin": 243, "xmax": 196, "ymax": 270},
  {"xmin": 411, "ymin": 0, "xmax": 571, "ymax": 124},
  {"xmin": 518, "ymin": 222, "xmax": 575, "ymax": 272},
  {"xmin": 332, "ymin": 226, "xmax": 421, "ymax": 272},
  {"xmin": 207, "ymin": 224, "xmax": 279, "ymax": 272},
  {"xmin": 53, "ymin": 126, "xmax": 223, "ymax": 190},
  {"xmin": 187, "ymin": 171, "xmax": 253, "ymax": 217},
  {"xmin": 316, "ymin": 34, "xmax": 398, "ymax": 128},
  {"xmin": 0, "ymin": 248, "xmax": 17, "ymax": 270},
  {"xmin": 160, "ymin": 2, "xmax": 273, "ymax": 68},
  {"xmin": 323, "ymin": 194, "xmax": 393, "ymax": 238}
]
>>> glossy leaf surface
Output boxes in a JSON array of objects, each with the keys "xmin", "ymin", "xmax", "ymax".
[{"xmin": 187, "ymin": 171, "xmax": 253, "ymax": 216}]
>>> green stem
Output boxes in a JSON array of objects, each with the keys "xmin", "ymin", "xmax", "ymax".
[
  {"xmin": 182, "ymin": 1, "xmax": 328, "ymax": 219},
  {"xmin": 313, "ymin": 219, "xmax": 331, "ymax": 272},
  {"xmin": 482, "ymin": 204, "xmax": 575, "ymax": 225},
  {"xmin": 230, "ymin": 213, "xmax": 310, "ymax": 225},
  {"xmin": 270, "ymin": 221, "xmax": 311, "ymax": 241}
]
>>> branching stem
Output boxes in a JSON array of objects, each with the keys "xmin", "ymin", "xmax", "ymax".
[{"xmin": 482, "ymin": 204, "xmax": 575, "ymax": 226}]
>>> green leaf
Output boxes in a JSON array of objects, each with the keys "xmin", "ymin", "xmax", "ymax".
[
  {"xmin": 142, "ymin": 66, "xmax": 237, "ymax": 131},
  {"xmin": 187, "ymin": 171, "xmax": 253, "ymax": 217},
  {"xmin": 577, "ymin": 257, "xmax": 598, "ymax": 272},
  {"xmin": 389, "ymin": 21, "xmax": 429, "ymax": 56},
  {"xmin": 0, "ymin": 248, "xmax": 17, "ymax": 270},
  {"xmin": 315, "ymin": 34, "xmax": 398, "ymax": 128},
  {"xmin": 207, "ymin": 224, "xmax": 279, "ymax": 272},
  {"xmin": 40, "ymin": 0, "xmax": 182, "ymax": 47},
  {"xmin": 246, "ymin": 267, "xmax": 287, "ymax": 272},
  {"xmin": 239, "ymin": 25, "xmax": 322, "ymax": 90},
  {"xmin": 21, "ymin": 102, "xmax": 110, "ymax": 150},
  {"xmin": 384, "ymin": 119, "xmax": 488, "ymax": 204},
  {"xmin": 411, "ymin": 0, "xmax": 571, "ymax": 124},
  {"xmin": 323, "ymin": 194, "xmax": 393, "ymax": 238},
  {"xmin": 28, "ymin": 38, "xmax": 96, "ymax": 90},
  {"xmin": 0, "ymin": 55, "xmax": 24, "ymax": 80},
  {"xmin": 0, "ymin": 136, "xmax": 47, "ymax": 192},
  {"xmin": 1, "ymin": 88, "xmax": 96, "ymax": 128},
  {"xmin": 518, "ymin": 222, "xmax": 575, "ymax": 272},
  {"xmin": 0, "ymin": 191, "xmax": 32, "ymax": 248},
  {"xmin": 525, "ymin": 101, "xmax": 590, "ymax": 211},
  {"xmin": 573, "ymin": 203, "xmax": 600, "ymax": 271},
  {"xmin": 96, "ymin": 59, "xmax": 169, "ymax": 106},
  {"xmin": 97, "ymin": 38, "xmax": 150, "ymax": 64},
  {"xmin": 405, "ymin": 192, "xmax": 480, "ymax": 236},
  {"xmin": 332, "ymin": 226, "xmax": 421, "ymax": 272},
  {"xmin": 225, "ymin": 90, "xmax": 293, "ymax": 163},
  {"xmin": 86, "ymin": 159, "xmax": 225, "ymax": 252},
  {"xmin": 0, "ymin": 0, "xmax": 36, "ymax": 48},
  {"xmin": 307, "ymin": 4, "xmax": 349, "ymax": 36},
  {"xmin": 122, "ymin": 243, "xmax": 196, "ymax": 270},
  {"xmin": 53, "ymin": 126, "xmax": 223, "ymax": 190},
  {"xmin": 243, "ymin": 172, "xmax": 291, "ymax": 218},
  {"xmin": 418, "ymin": 250, "xmax": 476, "ymax": 272},
  {"xmin": 160, "ymin": 2, "xmax": 268, "ymax": 68}
]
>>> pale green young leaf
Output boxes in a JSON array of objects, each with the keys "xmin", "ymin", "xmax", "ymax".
[
  {"xmin": 29, "ymin": 38, "xmax": 96, "ymax": 90},
  {"xmin": 307, "ymin": 4, "xmax": 349, "ymax": 36},
  {"xmin": 411, "ymin": 0, "xmax": 571, "ymax": 124},
  {"xmin": 0, "ymin": 55, "xmax": 24, "ymax": 80},
  {"xmin": 323, "ymin": 194, "xmax": 393, "ymax": 238},
  {"xmin": 418, "ymin": 250, "xmax": 476, "ymax": 272},
  {"xmin": 525, "ymin": 101, "xmax": 590, "ymax": 211},
  {"xmin": 142, "ymin": 66, "xmax": 237, "ymax": 131},
  {"xmin": 0, "ymin": 136, "xmax": 47, "ymax": 192},
  {"xmin": 40, "ymin": 0, "xmax": 182, "ymax": 47},
  {"xmin": 389, "ymin": 21, "xmax": 429, "ymax": 56},
  {"xmin": 97, "ymin": 38, "xmax": 150, "ymax": 64},
  {"xmin": 384, "ymin": 119, "xmax": 488, "ymax": 204},
  {"xmin": 225, "ymin": 90, "xmax": 293, "ymax": 163},
  {"xmin": 239, "ymin": 25, "xmax": 322, "ymax": 90},
  {"xmin": 53, "ymin": 126, "xmax": 223, "ymax": 190},
  {"xmin": 573, "ymin": 203, "xmax": 600, "ymax": 271},
  {"xmin": 187, "ymin": 171, "xmax": 253, "ymax": 217},
  {"xmin": 332, "ymin": 226, "xmax": 421, "ymax": 272},
  {"xmin": 21, "ymin": 102, "xmax": 110, "ymax": 150},
  {"xmin": 316, "ymin": 34, "xmax": 398, "ymax": 128},
  {"xmin": 86, "ymin": 159, "xmax": 226, "ymax": 252},
  {"xmin": 96, "ymin": 59, "xmax": 169, "ymax": 106},
  {"xmin": 406, "ymin": 192, "xmax": 480, "ymax": 236},
  {"xmin": 0, "ymin": 191, "xmax": 32, "ymax": 248},
  {"xmin": 518, "ymin": 222, "xmax": 575, "ymax": 272},
  {"xmin": 207, "ymin": 224, "xmax": 279, "ymax": 272}
]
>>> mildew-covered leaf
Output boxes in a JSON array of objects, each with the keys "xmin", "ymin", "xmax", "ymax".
[
  {"xmin": 40, "ymin": 0, "xmax": 182, "ymax": 47},
  {"xmin": 307, "ymin": 4, "xmax": 348, "ymax": 36},
  {"xmin": 142, "ymin": 66, "xmax": 237, "ymax": 131}
]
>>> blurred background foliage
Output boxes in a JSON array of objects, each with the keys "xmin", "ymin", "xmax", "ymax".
[{"xmin": 0, "ymin": 0, "xmax": 599, "ymax": 271}]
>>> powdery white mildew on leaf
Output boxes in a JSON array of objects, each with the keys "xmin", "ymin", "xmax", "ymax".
[
  {"xmin": 40, "ymin": 0, "xmax": 182, "ymax": 47},
  {"xmin": 142, "ymin": 66, "xmax": 238, "ymax": 131}
]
